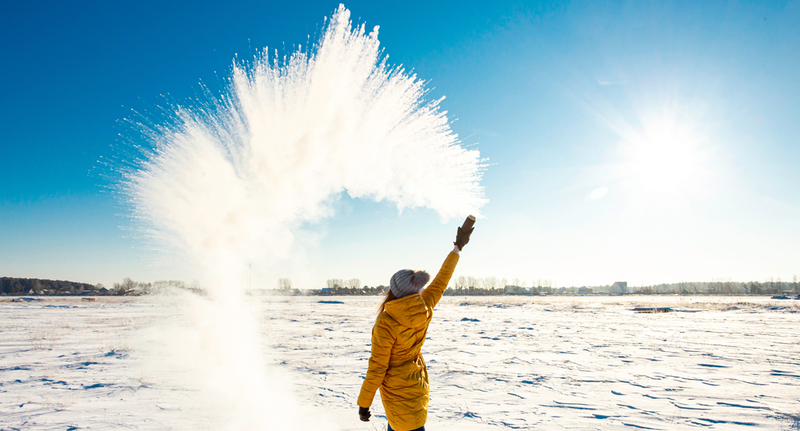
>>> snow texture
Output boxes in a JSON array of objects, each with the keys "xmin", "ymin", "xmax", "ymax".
[{"xmin": 1, "ymin": 295, "xmax": 799, "ymax": 430}]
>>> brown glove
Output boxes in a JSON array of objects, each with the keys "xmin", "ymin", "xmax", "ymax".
[
  {"xmin": 454, "ymin": 215, "xmax": 476, "ymax": 250},
  {"xmin": 359, "ymin": 406, "xmax": 371, "ymax": 422}
]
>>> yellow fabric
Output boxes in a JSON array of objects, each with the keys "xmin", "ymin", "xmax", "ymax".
[{"xmin": 358, "ymin": 251, "xmax": 459, "ymax": 431}]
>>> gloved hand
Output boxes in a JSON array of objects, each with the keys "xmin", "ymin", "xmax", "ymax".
[
  {"xmin": 358, "ymin": 406, "xmax": 371, "ymax": 422},
  {"xmin": 454, "ymin": 225, "xmax": 474, "ymax": 250}
]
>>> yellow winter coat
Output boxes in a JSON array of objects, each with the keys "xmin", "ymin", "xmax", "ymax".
[{"xmin": 357, "ymin": 251, "xmax": 459, "ymax": 431}]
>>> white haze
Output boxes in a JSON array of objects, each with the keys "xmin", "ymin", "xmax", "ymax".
[{"xmin": 122, "ymin": 5, "xmax": 485, "ymax": 430}]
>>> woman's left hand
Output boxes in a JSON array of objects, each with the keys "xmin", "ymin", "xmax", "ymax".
[{"xmin": 358, "ymin": 406, "xmax": 371, "ymax": 422}]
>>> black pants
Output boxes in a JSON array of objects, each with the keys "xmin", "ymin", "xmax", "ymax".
[{"xmin": 387, "ymin": 425, "xmax": 424, "ymax": 431}]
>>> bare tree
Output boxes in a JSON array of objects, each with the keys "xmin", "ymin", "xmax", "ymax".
[
  {"xmin": 114, "ymin": 278, "xmax": 138, "ymax": 295},
  {"xmin": 723, "ymin": 279, "xmax": 737, "ymax": 294},
  {"xmin": 277, "ymin": 278, "xmax": 292, "ymax": 292},
  {"xmin": 765, "ymin": 277, "xmax": 779, "ymax": 294},
  {"xmin": 326, "ymin": 279, "xmax": 344, "ymax": 289}
]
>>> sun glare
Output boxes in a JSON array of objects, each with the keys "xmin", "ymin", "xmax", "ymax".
[{"xmin": 616, "ymin": 107, "xmax": 713, "ymax": 201}]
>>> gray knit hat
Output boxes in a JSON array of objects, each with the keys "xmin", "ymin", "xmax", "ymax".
[{"xmin": 390, "ymin": 269, "xmax": 431, "ymax": 299}]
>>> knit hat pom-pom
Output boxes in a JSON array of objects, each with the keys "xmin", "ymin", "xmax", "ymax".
[{"xmin": 410, "ymin": 271, "xmax": 431, "ymax": 290}]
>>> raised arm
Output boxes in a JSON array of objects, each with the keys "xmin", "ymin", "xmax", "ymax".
[
  {"xmin": 420, "ymin": 249, "xmax": 460, "ymax": 309},
  {"xmin": 421, "ymin": 215, "xmax": 476, "ymax": 309}
]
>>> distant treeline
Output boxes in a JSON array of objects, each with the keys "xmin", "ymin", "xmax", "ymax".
[
  {"xmin": 4, "ymin": 275, "xmax": 798, "ymax": 297},
  {"xmin": 315, "ymin": 284, "xmax": 388, "ymax": 295},
  {"xmin": 623, "ymin": 278, "xmax": 799, "ymax": 295},
  {"xmin": 1, "ymin": 277, "xmax": 104, "ymax": 296},
  {"xmin": 299, "ymin": 276, "xmax": 800, "ymax": 296},
  {"xmin": 112, "ymin": 278, "xmax": 205, "ymax": 296},
  {"xmin": 0, "ymin": 277, "xmax": 204, "ymax": 296}
]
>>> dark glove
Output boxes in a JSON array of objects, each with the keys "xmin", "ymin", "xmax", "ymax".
[
  {"xmin": 359, "ymin": 406, "xmax": 371, "ymax": 422},
  {"xmin": 454, "ymin": 225, "xmax": 474, "ymax": 250}
]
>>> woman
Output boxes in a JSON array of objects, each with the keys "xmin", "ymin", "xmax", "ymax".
[{"xmin": 357, "ymin": 221, "xmax": 474, "ymax": 431}]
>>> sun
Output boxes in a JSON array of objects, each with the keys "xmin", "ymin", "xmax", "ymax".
[{"xmin": 615, "ymin": 107, "xmax": 714, "ymax": 201}]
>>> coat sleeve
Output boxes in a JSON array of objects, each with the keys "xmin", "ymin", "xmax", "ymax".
[
  {"xmin": 357, "ymin": 315, "xmax": 396, "ymax": 408},
  {"xmin": 420, "ymin": 251, "xmax": 460, "ymax": 310}
]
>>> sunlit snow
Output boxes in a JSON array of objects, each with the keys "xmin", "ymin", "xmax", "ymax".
[{"xmin": 2, "ymin": 295, "xmax": 798, "ymax": 430}]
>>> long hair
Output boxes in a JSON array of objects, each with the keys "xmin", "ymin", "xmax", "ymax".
[{"xmin": 376, "ymin": 288, "xmax": 397, "ymax": 321}]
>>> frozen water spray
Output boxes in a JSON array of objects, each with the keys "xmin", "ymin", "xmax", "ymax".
[{"xmin": 123, "ymin": 5, "xmax": 485, "ymax": 429}]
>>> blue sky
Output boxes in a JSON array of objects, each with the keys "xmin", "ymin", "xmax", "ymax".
[{"xmin": 2, "ymin": 0, "xmax": 799, "ymax": 289}]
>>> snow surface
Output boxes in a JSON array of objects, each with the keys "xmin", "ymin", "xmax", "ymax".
[{"xmin": 1, "ymin": 295, "xmax": 799, "ymax": 430}]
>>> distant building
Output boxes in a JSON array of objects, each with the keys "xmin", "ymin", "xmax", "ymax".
[
  {"xmin": 610, "ymin": 281, "xmax": 628, "ymax": 295},
  {"xmin": 578, "ymin": 286, "xmax": 592, "ymax": 295},
  {"xmin": 504, "ymin": 285, "xmax": 532, "ymax": 295}
]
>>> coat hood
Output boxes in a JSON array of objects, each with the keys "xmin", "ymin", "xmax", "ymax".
[{"xmin": 384, "ymin": 293, "xmax": 430, "ymax": 329}]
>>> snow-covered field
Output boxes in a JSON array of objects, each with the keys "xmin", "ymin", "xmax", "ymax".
[{"xmin": 2, "ymin": 295, "xmax": 799, "ymax": 430}]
